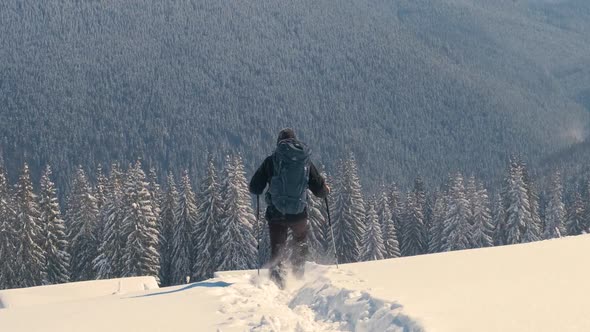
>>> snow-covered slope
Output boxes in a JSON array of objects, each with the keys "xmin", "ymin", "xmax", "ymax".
[
  {"xmin": 336, "ymin": 235, "xmax": 590, "ymax": 332},
  {"xmin": 2, "ymin": 235, "xmax": 590, "ymax": 332}
]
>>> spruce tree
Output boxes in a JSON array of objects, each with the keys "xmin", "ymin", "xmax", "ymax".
[
  {"xmin": 388, "ymin": 184, "xmax": 404, "ymax": 251},
  {"xmin": 470, "ymin": 183, "xmax": 494, "ymax": 248},
  {"xmin": 39, "ymin": 165, "xmax": 70, "ymax": 284},
  {"xmin": 15, "ymin": 163, "xmax": 46, "ymax": 287},
  {"xmin": 361, "ymin": 202, "xmax": 385, "ymax": 261},
  {"xmin": 170, "ymin": 170, "xmax": 198, "ymax": 284},
  {"xmin": 193, "ymin": 157, "xmax": 223, "ymax": 281},
  {"xmin": 121, "ymin": 161, "xmax": 161, "ymax": 279},
  {"xmin": 0, "ymin": 163, "xmax": 19, "ymax": 289},
  {"xmin": 465, "ymin": 176, "xmax": 478, "ymax": 222},
  {"xmin": 307, "ymin": 190, "xmax": 327, "ymax": 263},
  {"xmin": 413, "ymin": 177, "xmax": 430, "ymax": 248},
  {"xmin": 401, "ymin": 191, "xmax": 426, "ymax": 256},
  {"xmin": 157, "ymin": 172, "xmax": 180, "ymax": 286},
  {"xmin": 95, "ymin": 164, "xmax": 108, "ymax": 211},
  {"xmin": 442, "ymin": 173, "xmax": 472, "ymax": 251},
  {"xmin": 566, "ymin": 192, "xmax": 586, "ymax": 236},
  {"xmin": 503, "ymin": 159, "xmax": 532, "ymax": 245},
  {"xmin": 66, "ymin": 166, "xmax": 99, "ymax": 281},
  {"xmin": 544, "ymin": 170, "xmax": 566, "ymax": 239},
  {"xmin": 148, "ymin": 166, "xmax": 162, "ymax": 219},
  {"xmin": 521, "ymin": 161, "xmax": 542, "ymax": 243},
  {"xmin": 94, "ymin": 164, "xmax": 126, "ymax": 279},
  {"xmin": 94, "ymin": 164, "xmax": 109, "ymax": 249},
  {"xmin": 428, "ymin": 191, "xmax": 447, "ymax": 253},
  {"xmin": 307, "ymin": 164, "xmax": 330, "ymax": 263},
  {"xmin": 492, "ymin": 193, "xmax": 506, "ymax": 246},
  {"xmin": 332, "ymin": 155, "xmax": 366, "ymax": 264},
  {"xmin": 378, "ymin": 192, "xmax": 400, "ymax": 259},
  {"xmin": 215, "ymin": 155, "xmax": 257, "ymax": 271}
]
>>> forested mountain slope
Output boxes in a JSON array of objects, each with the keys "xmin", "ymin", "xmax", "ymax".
[
  {"xmin": 537, "ymin": 140, "xmax": 590, "ymax": 195},
  {"xmin": 0, "ymin": 0, "xmax": 589, "ymax": 190}
]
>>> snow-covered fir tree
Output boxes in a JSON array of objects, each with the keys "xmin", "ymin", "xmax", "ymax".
[
  {"xmin": 147, "ymin": 166, "xmax": 163, "ymax": 273},
  {"xmin": 39, "ymin": 165, "xmax": 70, "ymax": 284},
  {"xmin": 94, "ymin": 164, "xmax": 126, "ymax": 279},
  {"xmin": 157, "ymin": 172, "xmax": 180, "ymax": 286},
  {"xmin": 0, "ymin": 162, "xmax": 19, "ymax": 289},
  {"xmin": 215, "ymin": 155, "xmax": 258, "ymax": 271},
  {"xmin": 121, "ymin": 161, "xmax": 161, "ymax": 279},
  {"xmin": 332, "ymin": 155, "xmax": 366, "ymax": 264},
  {"xmin": 470, "ymin": 183, "xmax": 494, "ymax": 248},
  {"xmin": 401, "ymin": 191, "xmax": 426, "ymax": 256},
  {"xmin": 428, "ymin": 192, "xmax": 447, "ymax": 253},
  {"xmin": 465, "ymin": 176, "xmax": 478, "ymax": 221},
  {"xmin": 15, "ymin": 163, "xmax": 46, "ymax": 287},
  {"xmin": 235, "ymin": 155, "xmax": 257, "ymax": 230},
  {"xmin": 378, "ymin": 192, "xmax": 400, "ymax": 259},
  {"xmin": 543, "ymin": 170, "xmax": 566, "ymax": 239},
  {"xmin": 492, "ymin": 193, "xmax": 506, "ymax": 246},
  {"xmin": 170, "ymin": 170, "xmax": 198, "ymax": 284},
  {"xmin": 520, "ymin": 161, "xmax": 542, "ymax": 243},
  {"xmin": 95, "ymin": 164, "xmax": 108, "ymax": 211},
  {"xmin": 503, "ymin": 159, "xmax": 532, "ymax": 245},
  {"xmin": 94, "ymin": 164, "xmax": 109, "ymax": 251},
  {"xmin": 193, "ymin": 157, "xmax": 224, "ymax": 281},
  {"xmin": 387, "ymin": 184, "xmax": 404, "ymax": 252},
  {"xmin": 442, "ymin": 173, "xmax": 472, "ymax": 251},
  {"xmin": 566, "ymin": 192, "xmax": 586, "ymax": 236},
  {"xmin": 66, "ymin": 166, "xmax": 100, "ymax": 281},
  {"xmin": 307, "ymin": 190, "xmax": 328, "ymax": 263},
  {"xmin": 413, "ymin": 177, "xmax": 430, "ymax": 249},
  {"xmin": 361, "ymin": 202, "xmax": 385, "ymax": 261},
  {"xmin": 307, "ymin": 166, "xmax": 330, "ymax": 264}
]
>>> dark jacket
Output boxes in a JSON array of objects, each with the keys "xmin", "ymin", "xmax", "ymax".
[{"xmin": 249, "ymin": 154, "xmax": 328, "ymax": 222}]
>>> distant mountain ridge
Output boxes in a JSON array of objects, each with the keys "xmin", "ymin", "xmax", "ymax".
[{"xmin": 0, "ymin": 0, "xmax": 588, "ymax": 191}]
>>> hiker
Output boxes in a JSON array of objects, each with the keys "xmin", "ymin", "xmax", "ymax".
[{"xmin": 249, "ymin": 128, "xmax": 329, "ymax": 288}]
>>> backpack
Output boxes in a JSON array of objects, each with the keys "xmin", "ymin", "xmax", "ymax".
[{"xmin": 268, "ymin": 139, "xmax": 311, "ymax": 215}]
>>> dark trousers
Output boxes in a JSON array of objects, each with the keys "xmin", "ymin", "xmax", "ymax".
[{"xmin": 268, "ymin": 219, "xmax": 309, "ymax": 271}]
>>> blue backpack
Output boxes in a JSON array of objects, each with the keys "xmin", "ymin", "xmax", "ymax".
[{"xmin": 268, "ymin": 139, "xmax": 311, "ymax": 215}]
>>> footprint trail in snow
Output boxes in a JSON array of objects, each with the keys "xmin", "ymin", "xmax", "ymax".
[{"xmin": 215, "ymin": 264, "xmax": 423, "ymax": 332}]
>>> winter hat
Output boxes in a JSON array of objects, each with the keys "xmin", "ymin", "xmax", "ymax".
[{"xmin": 277, "ymin": 128, "xmax": 296, "ymax": 143}]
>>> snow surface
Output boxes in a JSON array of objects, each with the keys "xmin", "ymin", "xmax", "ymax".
[
  {"xmin": 2, "ymin": 235, "xmax": 590, "ymax": 331},
  {"xmin": 0, "ymin": 276, "xmax": 158, "ymax": 309}
]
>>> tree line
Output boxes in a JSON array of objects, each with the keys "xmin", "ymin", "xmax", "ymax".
[
  {"xmin": 1, "ymin": 154, "xmax": 588, "ymax": 290},
  {"xmin": 0, "ymin": 155, "xmax": 258, "ymax": 289}
]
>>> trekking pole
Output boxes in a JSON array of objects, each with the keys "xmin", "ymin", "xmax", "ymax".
[
  {"xmin": 256, "ymin": 195, "xmax": 261, "ymax": 276},
  {"xmin": 324, "ymin": 197, "xmax": 339, "ymax": 269}
]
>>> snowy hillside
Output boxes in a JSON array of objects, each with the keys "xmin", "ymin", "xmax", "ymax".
[{"xmin": 2, "ymin": 235, "xmax": 590, "ymax": 332}]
